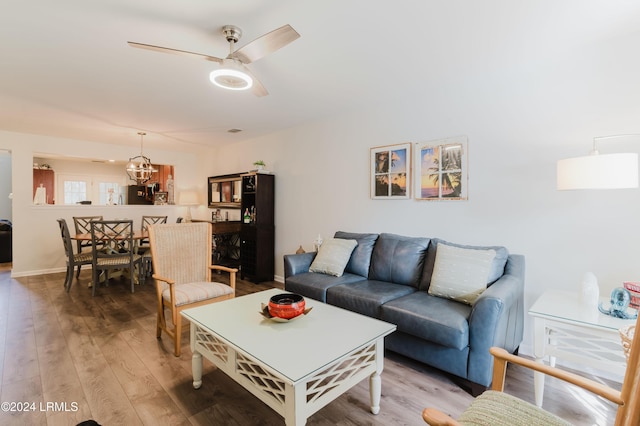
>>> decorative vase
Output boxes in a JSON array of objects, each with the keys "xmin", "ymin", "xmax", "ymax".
[{"xmin": 580, "ymin": 272, "xmax": 599, "ymax": 307}]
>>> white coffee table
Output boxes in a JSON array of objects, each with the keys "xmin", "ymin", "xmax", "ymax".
[
  {"xmin": 181, "ymin": 288, "xmax": 397, "ymax": 425},
  {"xmin": 528, "ymin": 290, "xmax": 635, "ymax": 407}
]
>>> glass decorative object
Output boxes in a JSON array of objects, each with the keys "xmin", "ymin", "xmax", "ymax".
[{"xmin": 599, "ymin": 287, "xmax": 638, "ymax": 319}]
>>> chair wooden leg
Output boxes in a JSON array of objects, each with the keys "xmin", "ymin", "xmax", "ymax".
[
  {"xmin": 157, "ymin": 302, "xmax": 165, "ymax": 339},
  {"xmin": 75, "ymin": 264, "xmax": 82, "ymax": 279},
  {"xmin": 174, "ymin": 313, "xmax": 182, "ymax": 357},
  {"xmin": 64, "ymin": 265, "xmax": 72, "ymax": 292},
  {"xmin": 92, "ymin": 269, "xmax": 98, "ymax": 296}
]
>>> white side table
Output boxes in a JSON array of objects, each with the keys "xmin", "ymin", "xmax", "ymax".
[{"xmin": 528, "ymin": 290, "xmax": 634, "ymax": 407}]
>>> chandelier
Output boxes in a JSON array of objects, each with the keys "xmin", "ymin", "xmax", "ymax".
[{"xmin": 126, "ymin": 132, "xmax": 157, "ymax": 184}]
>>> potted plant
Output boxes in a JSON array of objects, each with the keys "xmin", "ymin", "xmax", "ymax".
[{"xmin": 253, "ymin": 160, "xmax": 266, "ymax": 171}]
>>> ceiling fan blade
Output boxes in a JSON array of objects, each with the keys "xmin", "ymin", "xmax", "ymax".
[
  {"xmin": 240, "ymin": 65, "xmax": 268, "ymax": 97},
  {"xmin": 127, "ymin": 41, "xmax": 223, "ymax": 63},
  {"xmin": 230, "ymin": 24, "xmax": 300, "ymax": 64}
]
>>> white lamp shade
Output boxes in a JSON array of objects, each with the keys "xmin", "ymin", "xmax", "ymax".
[
  {"xmin": 178, "ymin": 191, "xmax": 200, "ymax": 205},
  {"xmin": 557, "ymin": 153, "xmax": 639, "ymax": 190}
]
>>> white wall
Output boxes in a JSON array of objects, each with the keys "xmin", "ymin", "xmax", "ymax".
[
  {"xmin": 0, "ymin": 130, "xmax": 207, "ymax": 276},
  {"xmin": 207, "ymin": 29, "xmax": 640, "ymax": 357}
]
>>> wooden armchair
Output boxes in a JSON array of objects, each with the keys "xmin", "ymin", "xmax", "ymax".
[
  {"xmin": 148, "ymin": 222, "xmax": 237, "ymax": 357},
  {"xmin": 423, "ymin": 314, "xmax": 640, "ymax": 425}
]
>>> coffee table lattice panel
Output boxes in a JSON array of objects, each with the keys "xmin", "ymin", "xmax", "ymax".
[
  {"xmin": 306, "ymin": 342, "xmax": 376, "ymax": 403},
  {"xmin": 237, "ymin": 352, "xmax": 287, "ymax": 405},
  {"xmin": 194, "ymin": 325, "xmax": 229, "ymax": 364}
]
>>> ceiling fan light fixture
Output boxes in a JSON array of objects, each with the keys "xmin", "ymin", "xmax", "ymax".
[
  {"xmin": 210, "ymin": 58, "xmax": 252, "ymax": 91},
  {"xmin": 209, "ymin": 68, "xmax": 253, "ymax": 90}
]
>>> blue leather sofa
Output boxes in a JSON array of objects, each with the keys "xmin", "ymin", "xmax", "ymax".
[{"xmin": 284, "ymin": 231, "xmax": 525, "ymax": 394}]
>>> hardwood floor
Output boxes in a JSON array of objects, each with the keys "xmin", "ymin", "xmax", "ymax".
[{"xmin": 0, "ymin": 265, "xmax": 620, "ymax": 425}]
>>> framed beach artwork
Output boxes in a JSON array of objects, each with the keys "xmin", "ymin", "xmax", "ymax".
[
  {"xmin": 370, "ymin": 143, "xmax": 412, "ymax": 199},
  {"xmin": 415, "ymin": 136, "xmax": 468, "ymax": 201}
]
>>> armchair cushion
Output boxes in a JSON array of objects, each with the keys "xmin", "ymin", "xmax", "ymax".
[
  {"xmin": 458, "ymin": 391, "xmax": 571, "ymax": 426},
  {"xmin": 164, "ymin": 282, "xmax": 234, "ymax": 307}
]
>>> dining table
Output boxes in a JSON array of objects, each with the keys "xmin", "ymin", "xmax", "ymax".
[{"xmin": 72, "ymin": 230, "xmax": 148, "ymax": 242}]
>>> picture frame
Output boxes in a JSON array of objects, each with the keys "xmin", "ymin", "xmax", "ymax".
[
  {"xmin": 370, "ymin": 143, "xmax": 412, "ymax": 199},
  {"xmin": 153, "ymin": 191, "xmax": 168, "ymax": 205},
  {"xmin": 415, "ymin": 136, "xmax": 468, "ymax": 201}
]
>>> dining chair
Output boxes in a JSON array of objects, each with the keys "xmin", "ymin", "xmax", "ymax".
[
  {"xmin": 57, "ymin": 218, "xmax": 93, "ymax": 292},
  {"xmin": 90, "ymin": 219, "xmax": 144, "ymax": 296},
  {"xmin": 72, "ymin": 215, "xmax": 103, "ymax": 254},
  {"xmin": 422, "ymin": 313, "xmax": 640, "ymax": 426},
  {"xmin": 148, "ymin": 222, "xmax": 237, "ymax": 356},
  {"xmin": 139, "ymin": 215, "xmax": 168, "ymax": 276}
]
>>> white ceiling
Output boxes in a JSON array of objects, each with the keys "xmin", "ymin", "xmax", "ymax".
[{"xmin": 2, "ymin": 0, "xmax": 640, "ymax": 154}]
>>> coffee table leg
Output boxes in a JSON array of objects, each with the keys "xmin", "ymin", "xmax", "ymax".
[
  {"xmin": 369, "ymin": 340, "xmax": 384, "ymax": 415},
  {"xmin": 284, "ymin": 383, "xmax": 306, "ymax": 426},
  {"xmin": 192, "ymin": 351, "xmax": 203, "ymax": 389}
]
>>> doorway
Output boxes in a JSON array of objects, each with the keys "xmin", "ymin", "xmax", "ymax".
[{"xmin": 0, "ymin": 150, "xmax": 12, "ymax": 267}]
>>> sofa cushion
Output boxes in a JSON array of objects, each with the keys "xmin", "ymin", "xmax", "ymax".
[
  {"xmin": 334, "ymin": 231, "xmax": 379, "ymax": 278},
  {"xmin": 309, "ymin": 238, "xmax": 358, "ymax": 277},
  {"xmin": 369, "ymin": 233, "xmax": 430, "ymax": 287},
  {"xmin": 284, "ymin": 272, "xmax": 365, "ymax": 303},
  {"xmin": 419, "ymin": 238, "xmax": 509, "ymax": 291},
  {"xmin": 381, "ymin": 291, "xmax": 471, "ymax": 350},
  {"xmin": 428, "ymin": 243, "xmax": 497, "ymax": 305},
  {"xmin": 327, "ymin": 280, "xmax": 417, "ymax": 318}
]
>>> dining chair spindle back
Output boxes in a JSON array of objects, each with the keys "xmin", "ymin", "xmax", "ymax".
[
  {"xmin": 72, "ymin": 216, "xmax": 103, "ymax": 253},
  {"xmin": 89, "ymin": 219, "xmax": 144, "ymax": 296},
  {"xmin": 57, "ymin": 218, "xmax": 93, "ymax": 292}
]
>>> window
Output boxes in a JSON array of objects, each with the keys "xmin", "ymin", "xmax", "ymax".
[
  {"xmin": 57, "ymin": 173, "xmax": 125, "ymax": 205},
  {"xmin": 98, "ymin": 181, "xmax": 120, "ymax": 205},
  {"xmin": 63, "ymin": 180, "xmax": 88, "ymax": 204}
]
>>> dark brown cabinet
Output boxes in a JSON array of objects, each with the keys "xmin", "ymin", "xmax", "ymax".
[
  {"xmin": 240, "ymin": 172, "xmax": 274, "ymax": 283},
  {"xmin": 33, "ymin": 169, "xmax": 55, "ymax": 204}
]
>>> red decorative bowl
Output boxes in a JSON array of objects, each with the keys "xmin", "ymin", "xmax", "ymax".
[{"xmin": 268, "ymin": 293, "xmax": 306, "ymax": 319}]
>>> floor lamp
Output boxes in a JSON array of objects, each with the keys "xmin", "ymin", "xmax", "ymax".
[{"xmin": 557, "ymin": 135, "xmax": 639, "ymax": 190}]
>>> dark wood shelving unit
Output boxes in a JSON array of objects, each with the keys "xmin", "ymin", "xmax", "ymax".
[{"xmin": 240, "ymin": 172, "xmax": 274, "ymax": 283}]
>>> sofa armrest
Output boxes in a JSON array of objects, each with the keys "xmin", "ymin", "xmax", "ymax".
[
  {"xmin": 284, "ymin": 252, "xmax": 317, "ymax": 278},
  {"xmin": 467, "ymin": 254, "xmax": 525, "ymax": 386}
]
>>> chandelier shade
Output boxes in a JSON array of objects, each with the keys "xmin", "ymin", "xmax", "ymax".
[{"xmin": 126, "ymin": 132, "xmax": 157, "ymax": 184}]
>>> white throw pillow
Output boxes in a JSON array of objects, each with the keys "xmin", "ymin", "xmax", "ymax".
[
  {"xmin": 309, "ymin": 238, "xmax": 358, "ymax": 277},
  {"xmin": 428, "ymin": 243, "xmax": 496, "ymax": 305}
]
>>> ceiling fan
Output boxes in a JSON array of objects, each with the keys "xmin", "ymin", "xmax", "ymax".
[{"xmin": 128, "ymin": 24, "xmax": 300, "ymax": 97}]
